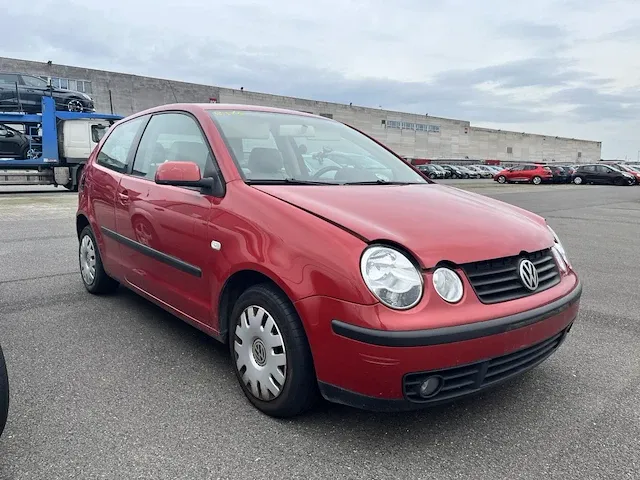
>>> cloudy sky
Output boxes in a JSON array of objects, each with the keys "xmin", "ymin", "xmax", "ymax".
[{"xmin": 5, "ymin": 0, "xmax": 640, "ymax": 159}]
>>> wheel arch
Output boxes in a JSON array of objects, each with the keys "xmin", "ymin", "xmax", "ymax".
[
  {"xmin": 217, "ymin": 268, "xmax": 299, "ymax": 343},
  {"xmin": 76, "ymin": 213, "xmax": 90, "ymax": 240}
]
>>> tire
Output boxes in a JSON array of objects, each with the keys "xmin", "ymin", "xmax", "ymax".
[
  {"xmin": 532, "ymin": 176, "xmax": 542, "ymax": 185},
  {"xmin": 497, "ymin": 175, "xmax": 507, "ymax": 184},
  {"xmin": 229, "ymin": 283, "xmax": 318, "ymax": 417},
  {"xmin": 0, "ymin": 343, "xmax": 9, "ymax": 438},
  {"xmin": 573, "ymin": 176, "xmax": 583, "ymax": 185},
  {"xmin": 78, "ymin": 225, "xmax": 119, "ymax": 294},
  {"xmin": 614, "ymin": 177, "xmax": 625, "ymax": 186},
  {"xmin": 67, "ymin": 99, "xmax": 84, "ymax": 112}
]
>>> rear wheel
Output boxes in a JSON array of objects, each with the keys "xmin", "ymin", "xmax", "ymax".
[
  {"xmin": 229, "ymin": 284, "xmax": 318, "ymax": 417},
  {"xmin": 573, "ymin": 176, "xmax": 583, "ymax": 185},
  {"xmin": 532, "ymin": 176, "xmax": 542, "ymax": 185},
  {"xmin": 0, "ymin": 343, "xmax": 9, "ymax": 438},
  {"xmin": 67, "ymin": 99, "xmax": 84, "ymax": 112},
  {"xmin": 79, "ymin": 226, "xmax": 119, "ymax": 294}
]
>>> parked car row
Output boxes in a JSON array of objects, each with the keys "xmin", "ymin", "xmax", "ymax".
[
  {"xmin": 416, "ymin": 164, "xmax": 501, "ymax": 179},
  {"xmin": 492, "ymin": 163, "xmax": 640, "ymax": 186}
]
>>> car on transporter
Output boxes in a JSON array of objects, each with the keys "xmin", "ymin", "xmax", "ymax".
[
  {"xmin": 0, "ymin": 71, "xmax": 95, "ymax": 113},
  {"xmin": 75, "ymin": 103, "xmax": 582, "ymax": 417}
]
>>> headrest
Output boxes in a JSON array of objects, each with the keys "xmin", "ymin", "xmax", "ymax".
[{"xmin": 248, "ymin": 147, "xmax": 284, "ymax": 174}]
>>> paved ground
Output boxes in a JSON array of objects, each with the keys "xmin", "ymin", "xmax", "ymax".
[{"xmin": 0, "ymin": 183, "xmax": 639, "ymax": 480}]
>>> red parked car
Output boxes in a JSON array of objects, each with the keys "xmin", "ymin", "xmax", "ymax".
[
  {"xmin": 494, "ymin": 164, "xmax": 553, "ymax": 185},
  {"xmin": 76, "ymin": 104, "xmax": 582, "ymax": 417}
]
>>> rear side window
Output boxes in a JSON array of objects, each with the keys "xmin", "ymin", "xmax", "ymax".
[
  {"xmin": 131, "ymin": 112, "xmax": 214, "ymax": 180},
  {"xmin": 0, "ymin": 73, "xmax": 20, "ymax": 85},
  {"xmin": 96, "ymin": 116, "xmax": 146, "ymax": 173}
]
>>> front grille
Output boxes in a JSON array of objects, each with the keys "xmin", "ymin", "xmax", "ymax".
[
  {"xmin": 403, "ymin": 327, "xmax": 569, "ymax": 404},
  {"xmin": 460, "ymin": 248, "xmax": 560, "ymax": 304}
]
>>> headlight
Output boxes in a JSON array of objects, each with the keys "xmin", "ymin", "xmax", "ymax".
[
  {"xmin": 360, "ymin": 245, "xmax": 423, "ymax": 310},
  {"xmin": 547, "ymin": 225, "xmax": 570, "ymax": 267},
  {"xmin": 432, "ymin": 267, "xmax": 464, "ymax": 303}
]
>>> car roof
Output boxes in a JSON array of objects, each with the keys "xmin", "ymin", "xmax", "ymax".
[{"xmin": 126, "ymin": 102, "xmax": 323, "ymax": 120}]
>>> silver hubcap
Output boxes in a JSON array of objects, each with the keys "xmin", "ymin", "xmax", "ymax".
[
  {"xmin": 574, "ymin": 177, "xmax": 582, "ymax": 184},
  {"xmin": 234, "ymin": 305, "xmax": 287, "ymax": 401},
  {"xmin": 498, "ymin": 176, "xmax": 505, "ymax": 183},
  {"xmin": 68, "ymin": 100, "xmax": 83, "ymax": 112},
  {"xmin": 80, "ymin": 235, "xmax": 97, "ymax": 285},
  {"xmin": 533, "ymin": 177, "xmax": 541, "ymax": 184}
]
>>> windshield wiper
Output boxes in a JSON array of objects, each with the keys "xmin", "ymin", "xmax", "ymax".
[
  {"xmin": 346, "ymin": 179, "xmax": 426, "ymax": 185},
  {"xmin": 246, "ymin": 178, "xmax": 339, "ymax": 185}
]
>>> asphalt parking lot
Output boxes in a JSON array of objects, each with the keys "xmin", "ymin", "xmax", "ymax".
[{"xmin": 0, "ymin": 182, "xmax": 639, "ymax": 480}]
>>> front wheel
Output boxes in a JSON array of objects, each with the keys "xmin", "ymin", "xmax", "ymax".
[
  {"xmin": 229, "ymin": 284, "xmax": 318, "ymax": 417},
  {"xmin": 497, "ymin": 175, "xmax": 507, "ymax": 184},
  {"xmin": 0, "ymin": 343, "xmax": 9, "ymax": 438}
]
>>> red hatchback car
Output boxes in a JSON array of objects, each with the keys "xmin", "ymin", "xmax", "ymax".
[
  {"xmin": 76, "ymin": 104, "xmax": 582, "ymax": 417},
  {"xmin": 494, "ymin": 164, "xmax": 553, "ymax": 185}
]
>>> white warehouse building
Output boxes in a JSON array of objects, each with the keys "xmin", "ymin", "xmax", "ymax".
[{"xmin": 0, "ymin": 56, "xmax": 602, "ymax": 164}]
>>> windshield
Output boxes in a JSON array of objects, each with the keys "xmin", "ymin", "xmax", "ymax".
[{"xmin": 208, "ymin": 110, "xmax": 428, "ymax": 185}]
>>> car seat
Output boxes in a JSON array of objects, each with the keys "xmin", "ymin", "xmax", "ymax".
[{"xmin": 247, "ymin": 147, "xmax": 285, "ymax": 179}]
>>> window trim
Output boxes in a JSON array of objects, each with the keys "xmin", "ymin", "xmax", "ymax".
[{"xmin": 126, "ymin": 110, "xmax": 226, "ymax": 197}]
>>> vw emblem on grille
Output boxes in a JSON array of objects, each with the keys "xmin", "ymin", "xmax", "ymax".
[{"xmin": 519, "ymin": 259, "xmax": 539, "ymax": 291}]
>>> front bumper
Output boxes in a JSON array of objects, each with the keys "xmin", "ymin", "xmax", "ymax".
[{"xmin": 296, "ymin": 279, "xmax": 582, "ymax": 412}]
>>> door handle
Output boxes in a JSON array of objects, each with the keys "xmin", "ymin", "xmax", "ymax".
[{"xmin": 118, "ymin": 189, "xmax": 129, "ymax": 205}]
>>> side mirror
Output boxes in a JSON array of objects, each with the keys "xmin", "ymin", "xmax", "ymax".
[{"xmin": 154, "ymin": 161, "xmax": 223, "ymax": 195}]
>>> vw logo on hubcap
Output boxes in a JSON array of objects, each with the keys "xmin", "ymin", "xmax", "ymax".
[
  {"xmin": 251, "ymin": 339, "xmax": 267, "ymax": 367},
  {"xmin": 519, "ymin": 259, "xmax": 539, "ymax": 291}
]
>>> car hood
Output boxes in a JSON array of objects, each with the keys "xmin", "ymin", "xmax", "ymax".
[{"xmin": 252, "ymin": 183, "xmax": 552, "ymax": 267}]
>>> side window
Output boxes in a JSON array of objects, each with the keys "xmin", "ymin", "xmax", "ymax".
[
  {"xmin": 596, "ymin": 165, "xmax": 610, "ymax": 174},
  {"xmin": 0, "ymin": 73, "xmax": 20, "ymax": 85},
  {"xmin": 131, "ymin": 113, "xmax": 212, "ymax": 180},
  {"xmin": 96, "ymin": 116, "xmax": 146, "ymax": 173},
  {"xmin": 21, "ymin": 75, "xmax": 48, "ymax": 88},
  {"xmin": 91, "ymin": 125, "xmax": 108, "ymax": 143}
]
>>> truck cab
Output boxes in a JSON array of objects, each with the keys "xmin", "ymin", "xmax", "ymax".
[{"xmin": 59, "ymin": 119, "xmax": 111, "ymax": 163}]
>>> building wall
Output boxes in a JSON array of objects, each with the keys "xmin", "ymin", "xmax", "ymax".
[{"xmin": 0, "ymin": 56, "xmax": 602, "ymax": 163}]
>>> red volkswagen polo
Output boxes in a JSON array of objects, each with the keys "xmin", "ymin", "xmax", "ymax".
[{"xmin": 76, "ymin": 104, "xmax": 581, "ymax": 417}]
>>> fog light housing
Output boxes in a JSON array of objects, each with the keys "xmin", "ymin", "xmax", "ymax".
[{"xmin": 419, "ymin": 376, "xmax": 443, "ymax": 398}]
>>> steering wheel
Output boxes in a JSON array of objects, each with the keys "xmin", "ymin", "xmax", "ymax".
[{"xmin": 312, "ymin": 165, "xmax": 342, "ymax": 178}]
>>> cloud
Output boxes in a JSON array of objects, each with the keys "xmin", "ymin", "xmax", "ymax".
[{"xmin": 3, "ymin": 0, "xmax": 640, "ymax": 159}]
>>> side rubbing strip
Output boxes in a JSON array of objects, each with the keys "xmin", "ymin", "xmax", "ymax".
[{"xmin": 101, "ymin": 226, "xmax": 202, "ymax": 277}]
